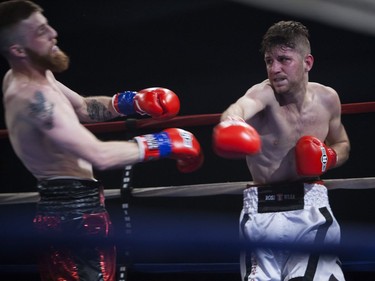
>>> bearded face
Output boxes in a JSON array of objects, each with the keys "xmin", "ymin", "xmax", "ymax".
[{"xmin": 25, "ymin": 46, "xmax": 70, "ymax": 73}]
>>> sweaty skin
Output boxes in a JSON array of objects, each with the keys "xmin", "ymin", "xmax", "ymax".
[
  {"xmin": 221, "ymin": 46, "xmax": 349, "ymax": 184},
  {"xmin": 1, "ymin": 11, "xmax": 141, "ymax": 180},
  {"xmin": 3, "ymin": 68, "xmax": 140, "ymax": 180}
]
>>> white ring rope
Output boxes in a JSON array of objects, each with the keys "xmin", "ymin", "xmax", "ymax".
[{"xmin": 1, "ymin": 177, "xmax": 374, "ymax": 205}]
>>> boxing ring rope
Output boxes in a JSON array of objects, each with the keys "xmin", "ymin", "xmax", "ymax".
[
  {"xmin": 0, "ymin": 102, "xmax": 374, "ymax": 138},
  {"xmin": 1, "ymin": 177, "xmax": 375, "ymax": 205},
  {"xmin": 1, "ymin": 101, "xmax": 374, "ymax": 202}
]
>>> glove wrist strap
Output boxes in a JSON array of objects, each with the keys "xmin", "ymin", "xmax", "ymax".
[
  {"xmin": 134, "ymin": 132, "xmax": 172, "ymax": 161},
  {"xmin": 112, "ymin": 91, "xmax": 137, "ymax": 115}
]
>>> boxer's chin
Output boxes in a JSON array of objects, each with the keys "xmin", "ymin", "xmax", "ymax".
[{"xmin": 25, "ymin": 47, "xmax": 70, "ymax": 73}]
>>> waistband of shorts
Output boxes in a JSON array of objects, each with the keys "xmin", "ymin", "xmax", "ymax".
[
  {"xmin": 245, "ymin": 178, "xmax": 322, "ymax": 189},
  {"xmin": 38, "ymin": 177, "xmax": 100, "ymax": 188},
  {"xmin": 243, "ymin": 180, "xmax": 328, "ymax": 214},
  {"xmin": 36, "ymin": 178, "xmax": 103, "ymax": 214}
]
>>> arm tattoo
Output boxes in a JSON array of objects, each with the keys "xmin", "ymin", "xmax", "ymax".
[
  {"xmin": 29, "ymin": 91, "xmax": 54, "ymax": 130},
  {"xmin": 87, "ymin": 99, "xmax": 113, "ymax": 121}
]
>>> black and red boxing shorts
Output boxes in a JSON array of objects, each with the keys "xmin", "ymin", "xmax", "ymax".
[{"xmin": 33, "ymin": 178, "xmax": 116, "ymax": 281}]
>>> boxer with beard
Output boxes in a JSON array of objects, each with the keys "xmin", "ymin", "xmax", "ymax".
[
  {"xmin": 0, "ymin": 1, "xmax": 203, "ymax": 280},
  {"xmin": 25, "ymin": 45, "xmax": 69, "ymax": 73}
]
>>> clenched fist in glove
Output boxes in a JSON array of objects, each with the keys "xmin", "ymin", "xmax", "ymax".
[
  {"xmin": 295, "ymin": 135, "xmax": 337, "ymax": 177},
  {"xmin": 134, "ymin": 128, "xmax": 203, "ymax": 173},
  {"xmin": 112, "ymin": 87, "xmax": 180, "ymax": 119},
  {"xmin": 212, "ymin": 118, "xmax": 261, "ymax": 158}
]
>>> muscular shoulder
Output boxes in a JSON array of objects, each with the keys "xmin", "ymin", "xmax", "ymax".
[
  {"xmin": 4, "ymin": 74, "xmax": 62, "ymax": 128},
  {"xmin": 227, "ymin": 80, "xmax": 276, "ymax": 120},
  {"xmin": 308, "ymin": 82, "xmax": 340, "ymax": 101},
  {"xmin": 308, "ymin": 82, "xmax": 341, "ymax": 112},
  {"xmin": 17, "ymin": 87, "xmax": 55, "ymax": 129},
  {"xmin": 244, "ymin": 80, "xmax": 275, "ymax": 102}
]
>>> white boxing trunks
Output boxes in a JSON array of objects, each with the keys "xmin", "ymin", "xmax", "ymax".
[{"xmin": 239, "ymin": 181, "xmax": 345, "ymax": 281}]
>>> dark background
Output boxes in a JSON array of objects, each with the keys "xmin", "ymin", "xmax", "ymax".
[{"xmin": 0, "ymin": 0, "xmax": 375, "ymax": 279}]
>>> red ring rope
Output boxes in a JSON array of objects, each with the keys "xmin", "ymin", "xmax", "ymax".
[{"xmin": 0, "ymin": 102, "xmax": 374, "ymax": 139}]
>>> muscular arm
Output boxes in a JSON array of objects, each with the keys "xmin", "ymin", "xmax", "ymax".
[
  {"xmin": 48, "ymin": 72, "xmax": 121, "ymax": 123},
  {"xmin": 83, "ymin": 96, "xmax": 118, "ymax": 123},
  {"xmin": 324, "ymin": 88, "xmax": 350, "ymax": 167},
  {"xmin": 221, "ymin": 81, "xmax": 271, "ymax": 122},
  {"xmin": 28, "ymin": 87, "xmax": 141, "ymax": 170},
  {"xmin": 56, "ymin": 80, "xmax": 121, "ymax": 123}
]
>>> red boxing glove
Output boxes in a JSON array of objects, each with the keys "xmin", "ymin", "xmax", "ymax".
[
  {"xmin": 136, "ymin": 88, "xmax": 180, "ymax": 119},
  {"xmin": 212, "ymin": 118, "xmax": 261, "ymax": 158},
  {"xmin": 112, "ymin": 87, "xmax": 180, "ymax": 119},
  {"xmin": 134, "ymin": 128, "xmax": 203, "ymax": 173},
  {"xmin": 295, "ymin": 136, "xmax": 337, "ymax": 176}
]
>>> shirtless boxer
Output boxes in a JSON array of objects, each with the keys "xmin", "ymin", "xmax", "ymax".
[
  {"xmin": 213, "ymin": 21, "xmax": 350, "ymax": 281},
  {"xmin": 0, "ymin": 1, "xmax": 203, "ymax": 280}
]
